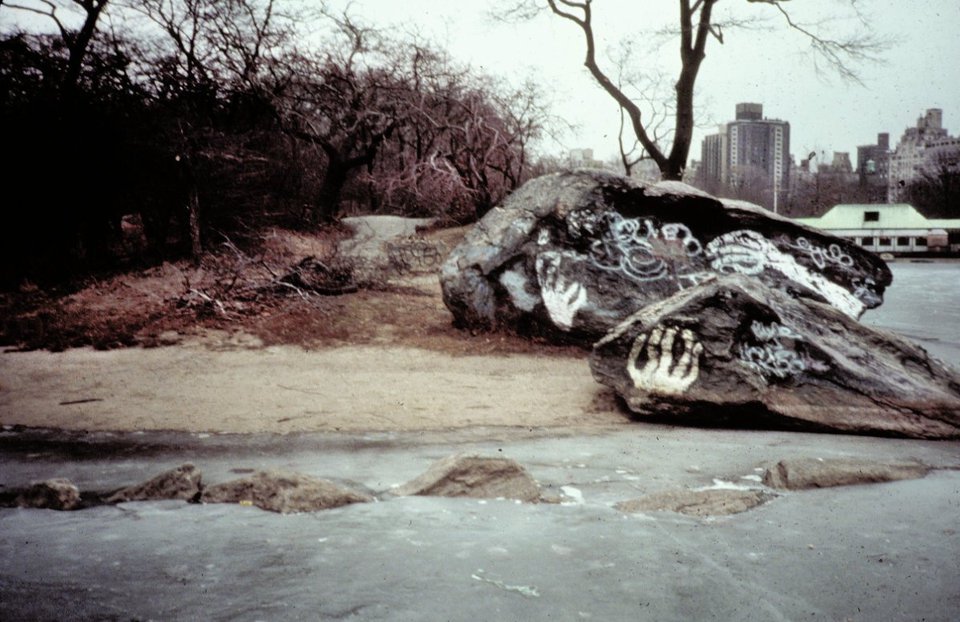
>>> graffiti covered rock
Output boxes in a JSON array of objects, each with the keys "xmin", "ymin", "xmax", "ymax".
[
  {"xmin": 440, "ymin": 170, "xmax": 891, "ymax": 344},
  {"xmin": 590, "ymin": 274, "xmax": 960, "ymax": 439}
]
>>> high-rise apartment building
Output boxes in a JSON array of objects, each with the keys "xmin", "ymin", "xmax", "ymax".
[
  {"xmin": 699, "ymin": 103, "xmax": 791, "ymax": 211},
  {"xmin": 699, "ymin": 129, "xmax": 727, "ymax": 192},
  {"xmin": 856, "ymin": 132, "xmax": 890, "ymax": 203},
  {"xmin": 888, "ymin": 109, "xmax": 960, "ymax": 201}
]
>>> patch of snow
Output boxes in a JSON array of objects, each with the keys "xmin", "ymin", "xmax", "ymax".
[
  {"xmin": 551, "ymin": 544, "xmax": 573, "ymax": 556},
  {"xmin": 560, "ymin": 486, "xmax": 584, "ymax": 505},
  {"xmin": 696, "ymin": 478, "xmax": 753, "ymax": 492},
  {"xmin": 471, "ymin": 570, "xmax": 540, "ymax": 598}
]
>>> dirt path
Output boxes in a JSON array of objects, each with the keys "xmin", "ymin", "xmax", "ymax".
[
  {"xmin": 0, "ymin": 343, "xmax": 626, "ymax": 433},
  {"xmin": 0, "ymin": 220, "xmax": 628, "ymax": 433}
]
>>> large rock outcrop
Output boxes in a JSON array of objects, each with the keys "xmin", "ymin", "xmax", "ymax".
[
  {"xmin": 589, "ymin": 274, "xmax": 960, "ymax": 439},
  {"xmin": 441, "ymin": 170, "xmax": 891, "ymax": 345}
]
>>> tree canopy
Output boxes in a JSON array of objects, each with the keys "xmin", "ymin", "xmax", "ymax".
[{"xmin": 0, "ymin": 0, "xmax": 551, "ymax": 284}]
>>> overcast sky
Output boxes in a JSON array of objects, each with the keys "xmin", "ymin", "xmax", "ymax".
[
  {"xmin": 322, "ymin": 0, "xmax": 960, "ymax": 168},
  {"xmin": 4, "ymin": 0, "xmax": 957, "ymax": 169}
]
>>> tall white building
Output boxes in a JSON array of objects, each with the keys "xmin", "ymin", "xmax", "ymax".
[{"xmin": 888, "ymin": 109, "xmax": 960, "ymax": 202}]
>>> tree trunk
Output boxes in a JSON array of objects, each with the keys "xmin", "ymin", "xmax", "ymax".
[
  {"xmin": 63, "ymin": 2, "xmax": 108, "ymax": 93},
  {"xmin": 315, "ymin": 162, "xmax": 348, "ymax": 224},
  {"xmin": 660, "ymin": 159, "xmax": 686, "ymax": 181},
  {"xmin": 187, "ymin": 187, "xmax": 202, "ymax": 264}
]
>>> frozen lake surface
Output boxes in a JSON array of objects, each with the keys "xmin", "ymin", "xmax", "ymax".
[
  {"xmin": 1, "ymin": 428, "xmax": 959, "ymax": 622},
  {"xmin": 862, "ymin": 261, "xmax": 960, "ymax": 369}
]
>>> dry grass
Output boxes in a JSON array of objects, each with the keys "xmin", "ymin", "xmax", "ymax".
[{"xmin": 0, "ymin": 226, "xmax": 583, "ymax": 359}]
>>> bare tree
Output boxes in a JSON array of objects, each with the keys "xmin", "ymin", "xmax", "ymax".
[
  {"xmin": 127, "ymin": 0, "xmax": 293, "ymax": 93},
  {"xmin": 905, "ymin": 150, "xmax": 960, "ymax": 218},
  {"xmin": 610, "ymin": 50, "xmax": 674, "ymax": 177},
  {"xmin": 115, "ymin": 0, "xmax": 299, "ymax": 253},
  {"xmin": 371, "ymin": 53, "xmax": 550, "ymax": 221},
  {"xmin": 431, "ymin": 78, "xmax": 544, "ymax": 217},
  {"xmin": 271, "ymin": 12, "xmax": 408, "ymax": 224},
  {"xmin": 1, "ymin": 0, "xmax": 110, "ymax": 90},
  {"xmin": 501, "ymin": 0, "xmax": 887, "ymax": 181},
  {"xmin": 271, "ymin": 15, "xmax": 550, "ymax": 223}
]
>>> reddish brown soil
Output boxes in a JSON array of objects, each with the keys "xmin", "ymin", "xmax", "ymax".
[{"xmin": 0, "ymin": 226, "xmax": 582, "ymax": 359}]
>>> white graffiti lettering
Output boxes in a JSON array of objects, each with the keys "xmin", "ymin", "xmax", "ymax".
[
  {"xmin": 749, "ymin": 319, "xmax": 802, "ymax": 342},
  {"xmin": 738, "ymin": 320, "xmax": 806, "ymax": 380},
  {"xmin": 661, "ymin": 223, "xmax": 704, "ymax": 257},
  {"xmin": 790, "ymin": 237, "xmax": 854, "ymax": 270},
  {"xmin": 569, "ymin": 210, "xmax": 704, "ymax": 285},
  {"xmin": 536, "ymin": 252, "xmax": 588, "ymax": 331},
  {"xmin": 591, "ymin": 215, "xmax": 668, "ymax": 282},
  {"xmin": 499, "ymin": 268, "xmax": 539, "ymax": 312},
  {"xmin": 705, "ymin": 230, "xmax": 865, "ymax": 318},
  {"xmin": 739, "ymin": 344, "xmax": 806, "ymax": 379},
  {"xmin": 706, "ymin": 230, "xmax": 769, "ymax": 276},
  {"xmin": 627, "ymin": 325, "xmax": 704, "ymax": 396},
  {"xmin": 851, "ymin": 276, "xmax": 880, "ymax": 306}
]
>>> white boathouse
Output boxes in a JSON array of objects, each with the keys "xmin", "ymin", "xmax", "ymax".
[{"xmin": 793, "ymin": 204, "xmax": 960, "ymax": 254}]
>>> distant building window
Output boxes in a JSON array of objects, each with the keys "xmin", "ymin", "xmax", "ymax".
[
  {"xmin": 879, "ymin": 237, "xmax": 892, "ymax": 246},
  {"xmin": 864, "ymin": 211, "xmax": 880, "ymax": 222},
  {"xmin": 916, "ymin": 237, "xmax": 927, "ymax": 246},
  {"xmin": 865, "ymin": 160, "xmax": 876, "ymax": 173},
  {"xmin": 897, "ymin": 236, "xmax": 910, "ymax": 246}
]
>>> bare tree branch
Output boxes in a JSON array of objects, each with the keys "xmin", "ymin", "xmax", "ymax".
[
  {"xmin": 760, "ymin": 0, "xmax": 887, "ymax": 84},
  {"xmin": 500, "ymin": 0, "xmax": 888, "ymax": 182},
  {"xmin": 545, "ymin": 0, "xmax": 668, "ymax": 173}
]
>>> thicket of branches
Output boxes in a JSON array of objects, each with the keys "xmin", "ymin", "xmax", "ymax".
[
  {"xmin": 902, "ymin": 152, "xmax": 960, "ymax": 219},
  {"xmin": 0, "ymin": 0, "xmax": 549, "ymax": 286}
]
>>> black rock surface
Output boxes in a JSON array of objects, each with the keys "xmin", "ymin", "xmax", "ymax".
[{"xmin": 441, "ymin": 170, "xmax": 891, "ymax": 345}]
